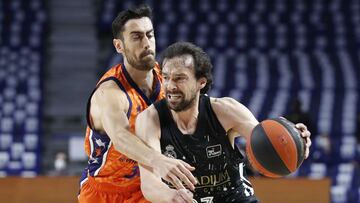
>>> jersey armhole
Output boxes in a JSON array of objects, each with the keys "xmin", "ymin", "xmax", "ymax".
[{"xmin": 204, "ymin": 95, "xmax": 227, "ymax": 135}]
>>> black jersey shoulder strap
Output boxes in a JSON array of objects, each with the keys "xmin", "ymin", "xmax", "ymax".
[
  {"xmin": 202, "ymin": 94, "xmax": 246, "ymax": 160},
  {"xmin": 153, "ymin": 99, "xmax": 172, "ymax": 129},
  {"xmin": 201, "ymin": 95, "xmax": 227, "ymax": 135}
]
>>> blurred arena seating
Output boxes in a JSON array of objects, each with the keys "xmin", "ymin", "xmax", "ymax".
[
  {"xmin": 98, "ymin": 0, "xmax": 360, "ymax": 202},
  {"xmin": 0, "ymin": 0, "xmax": 46, "ymax": 176}
]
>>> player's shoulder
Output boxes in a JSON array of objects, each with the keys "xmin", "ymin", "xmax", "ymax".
[
  {"xmin": 97, "ymin": 79, "xmax": 119, "ymax": 89},
  {"xmin": 95, "ymin": 80, "xmax": 126, "ymax": 97},
  {"xmin": 209, "ymin": 96, "xmax": 247, "ymax": 116},
  {"xmin": 210, "ymin": 96, "xmax": 240, "ymax": 108},
  {"xmin": 92, "ymin": 80, "xmax": 129, "ymax": 108}
]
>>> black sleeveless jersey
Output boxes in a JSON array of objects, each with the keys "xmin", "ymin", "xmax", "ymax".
[{"xmin": 154, "ymin": 95, "xmax": 258, "ymax": 203}]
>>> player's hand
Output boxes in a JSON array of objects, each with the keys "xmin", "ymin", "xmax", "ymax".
[
  {"xmin": 295, "ymin": 123, "xmax": 312, "ymax": 159},
  {"xmin": 152, "ymin": 155, "xmax": 197, "ymax": 191},
  {"xmin": 170, "ymin": 189, "xmax": 193, "ymax": 203}
]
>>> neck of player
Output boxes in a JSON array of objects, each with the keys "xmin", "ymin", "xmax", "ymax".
[
  {"xmin": 125, "ymin": 62, "xmax": 154, "ymax": 97},
  {"xmin": 170, "ymin": 93, "xmax": 200, "ymax": 135}
]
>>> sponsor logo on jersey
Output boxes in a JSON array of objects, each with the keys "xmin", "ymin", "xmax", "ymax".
[
  {"xmin": 164, "ymin": 145, "xmax": 177, "ymax": 159},
  {"xmin": 118, "ymin": 156, "xmax": 137, "ymax": 164},
  {"xmin": 195, "ymin": 169, "xmax": 230, "ymax": 187},
  {"xmin": 206, "ymin": 144, "xmax": 222, "ymax": 158}
]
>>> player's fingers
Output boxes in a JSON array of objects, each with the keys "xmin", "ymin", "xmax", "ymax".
[
  {"xmin": 177, "ymin": 189, "xmax": 193, "ymax": 203},
  {"xmin": 295, "ymin": 123, "xmax": 307, "ymax": 131},
  {"xmin": 174, "ymin": 171, "xmax": 195, "ymax": 191},
  {"xmin": 173, "ymin": 195, "xmax": 185, "ymax": 203},
  {"xmin": 178, "ymin": 161, "xmax": 197, "ymax": 185},
  {"xmin": 180, "ymin": 160, "xmax": 195, "ymax": 171},
  {"xmin": 168, "ymin": 173, "xmax": 185, "ymax": 190},
  {"xmin": 305, "ymin": 145, "xmax": 310, "ymax": 159},
  {"xmin": 300, "ymin": 130, "xmax": 311, "ymax": 138},
  {"xmin": 304, "ymin": 137, "xmax": 311, "ymax": 159},
  {"xmin": 174, "ymin": 197, "xmax": 187, "ymax": 203},
  {"xmin": 304, "ymin": 148, "xmax": 310, "ymax": 159},
  {"xmin": 305, "ymin": 137, "xmax": 312, "ymax": 148},
  {"xmin": 176, "ymin": 199, "xmax": 186, "ymax": 203},
  {"xmin": 171, "ymin": 165, "xmax": 195, "ymax": 191},
  {"xmin": 173, "ymin": 196, "xmax": 185, "ymax": 203}
]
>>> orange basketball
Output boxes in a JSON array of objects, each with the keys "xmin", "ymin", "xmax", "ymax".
[{"xmin": 246, "ymin": 118, "xmax": 306, "ymax": 178}]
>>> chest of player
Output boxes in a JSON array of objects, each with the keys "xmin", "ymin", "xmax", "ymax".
[
  {"xmin": 161, "ymin": 125, "xmax": 229, "ymax": 160},
  {"xmin": 160, "ymin": 130, "xmax": 250, "ymax": 202},
  {"xmin": 160, "ymin": 125, "xmax": 244, "ymax": 176}
]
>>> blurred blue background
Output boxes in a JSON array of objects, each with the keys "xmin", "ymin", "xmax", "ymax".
[{"xmin": 0, "ymin": 0, "xmax": 359, "ymax": 202}]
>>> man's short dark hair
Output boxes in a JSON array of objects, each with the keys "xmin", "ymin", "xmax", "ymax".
[
  {"xmin": 112, "ymin": 5, "xmax": 152, "ymax": 39},
  {"xmin": 161, "ymin": 42, "xmax": 213, "ymax": 94}
]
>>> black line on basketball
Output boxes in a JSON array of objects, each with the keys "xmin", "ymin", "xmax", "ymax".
[
  {"xmin": 251, "ymin": 124, "xmax": 291, "ymax": 176},
  {"xmin": 273, "ymin": 118, "xmax": 305, "ymax": 167}
]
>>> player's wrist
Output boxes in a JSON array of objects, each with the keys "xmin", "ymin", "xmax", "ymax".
[{"xmin": 146, "ymin": 151, "xmax": 164, "ymax": 167}]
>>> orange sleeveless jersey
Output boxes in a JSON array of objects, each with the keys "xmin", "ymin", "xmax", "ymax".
[{"xmin": 80, "ymin": 63, "xmax": 164, "ymax": 189}]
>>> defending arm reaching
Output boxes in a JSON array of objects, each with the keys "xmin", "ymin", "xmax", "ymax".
[
  {"xmin": 91, "ymin": 80, "xmax": 197, "ymax": 190},
  {"xmin": 135, "ymin": 105, "xmax": 194, "ymax": 203}
]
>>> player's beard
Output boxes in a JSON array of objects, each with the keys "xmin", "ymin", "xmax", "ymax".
[
  {"xmin": 124, "ymin": 46, "xmax": 156, "ymax": 71},
  {"xmin": 166, "ymin": 90, "xmax": 197, "ymax": 112}
]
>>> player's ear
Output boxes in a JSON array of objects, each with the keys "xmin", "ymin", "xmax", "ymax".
[
  {"xmin": 199, "ymin": 77, "xmax": 207, "ymax": 89},
  {"xmin": 113, "ymin": 39, "xmax": 124, "ymax": 54}
]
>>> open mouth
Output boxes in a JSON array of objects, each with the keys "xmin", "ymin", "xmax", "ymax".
[{"xmin": 167, "ymin": 94, "xmax": 182, "ymax": 102}]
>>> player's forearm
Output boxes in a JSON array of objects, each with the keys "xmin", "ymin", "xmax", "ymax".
[{"xmin": 111, "ymin": 128, "xmax": 162, "ymax": 167}]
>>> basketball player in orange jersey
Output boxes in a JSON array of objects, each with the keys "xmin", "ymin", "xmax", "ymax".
[
  {"xmin": 136, "ymin": 42, "xmax": 312, "ymax": 203},
  {"xmin": 78, "ymin": 6, "xmax": 197, "ymax": 203}
]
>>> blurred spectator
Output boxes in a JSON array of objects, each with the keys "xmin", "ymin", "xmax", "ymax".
[
  {"xmin": 317, "ymin": 133, "xmax": 331, "ymax": 155},
  {"xmin": 312, "ymin": 133, "xmax": 332, "ymax": 164},
  {"xmin": 54, "ymin": 152, "xmax": 67, "ymax": 171},
  {"xmin": 286, "ymin": 98, "xmax": 316, "ymax": 138},
  {"xmin": 48, "ymin": 152, "xmax": 68, "ymax": 176}
]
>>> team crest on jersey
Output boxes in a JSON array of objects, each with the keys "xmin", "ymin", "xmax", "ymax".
[
  {"xmin": 164, "ymin": 145, "xmax": 177, "ymax": 159},
  {"xmin": 206, "ymin": 144, "xmax": 222, "ymax": 158}
]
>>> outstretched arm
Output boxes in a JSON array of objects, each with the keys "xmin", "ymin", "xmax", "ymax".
[
  {"xmin": 91, "ymin": 81, "xmax": 197, "ymax": 188},
  {"xmin": 136, "ymin": 105, "xmax": 194, "ymax": 203},
  {"xmin": 210, "ymin": 97, "xmax": 259, "ymax": 140},
  {"xmin": 91, "ymin": 81, "xmax": 163, "ymax": 166},
  {"xmin": 210, "ymin": 97, "xmax": 311, "ymax": 158}
]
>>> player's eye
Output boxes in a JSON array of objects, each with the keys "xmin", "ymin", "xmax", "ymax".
[
  {"xmin": 147, "ymin": 33, "xmax": 154, "ymax": 39},
  {"xmin": 132, "ymin": 34, "xmax": 141, "ymax": 40}
]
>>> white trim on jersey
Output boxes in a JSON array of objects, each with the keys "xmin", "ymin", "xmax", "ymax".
[
  {"xmin": 89, "ymin": 130, "xmax": 95, "ymax": 160},
  {"xmin": 239, "ymin": 162, "xmax": 251, "ymax": 185},
  {"xmin": 239, "ymin": 162, "xmax": 255, "ymax": 196},
  {"xmin": 94, "ymin": 141, "xmax": 112, "ymax": 176},
  {"xmin": 80, "ymin": 177, "xmax": 88, "ymax": 188}
]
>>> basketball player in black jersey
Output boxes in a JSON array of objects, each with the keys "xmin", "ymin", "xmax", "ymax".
[{"xmin": 135, "ymin": 42, "xmax": 312, "ymax": 203}]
